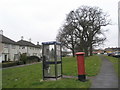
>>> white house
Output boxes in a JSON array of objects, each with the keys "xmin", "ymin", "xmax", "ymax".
[
  {"xmin": 16, "ymin": 38, "xmax": 42, "ymax": 58},
  {"xmin": 0, "ymin": 30, "xmax": 42, "ymax": 62},
  {"xmin": 1, "ymin": 31, "xmax": 18, "ymax": 61}
]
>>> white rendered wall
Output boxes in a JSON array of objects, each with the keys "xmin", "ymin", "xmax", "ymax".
[
  {"xmin": 9, "ymin": 44, "xmax": 19, "ymax": 61},
  {"xmin": 27, "ymin": 47, "xmax": 42, "ymax": 58},
  {"xmin": 2, "ymin": 43, "xmax": 42, "ymax": 61}
]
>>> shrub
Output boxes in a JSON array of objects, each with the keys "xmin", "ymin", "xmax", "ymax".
[
  {"xmin": 19, "ymin": 54, "xmax": 41, "ymax": 64},
  {"xmin": 16, "ymin": 61, "xmax": 24, "ymax": 65},
  {"xmin": 2, "ymin": 62, "xmax": 17, "ymax": 68},
  {"xmin": 19, "ymin": 53, "xmax": 28, "ymax": 64},
  {"xmin": 2, "ymin": 54, "xmax": 41, "ymax": 68},
  {"xmin": 27, "ymin": 56, "xmax": 41, "ymax": 63}
]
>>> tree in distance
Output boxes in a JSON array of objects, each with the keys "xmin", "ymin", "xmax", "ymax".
[{"xmin": 56, "ymin": 5, "xmax": 111, "ymax": 57}]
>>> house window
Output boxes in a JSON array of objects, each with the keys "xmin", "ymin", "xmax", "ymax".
[
  {"xmin": 36, "ymin": 48, "xmax": 38, "ymax": 50},
  {"xmin": 14, "ymin": 54, "xmax": 19, "ymax": 61},
  {"xmin": 33, "ymin": 53, "xmax": 37, "ymax": 56},
  {"xmin": 12, "ymin": 45, "xmax": 16, "ymax": 49},
  {"xmin": 22, "ymin": 46, "xmax": 25, "ymax": 49},
  {"xmin": 4, "ymin": 44, "xmax": 9, "ymax": 48}
]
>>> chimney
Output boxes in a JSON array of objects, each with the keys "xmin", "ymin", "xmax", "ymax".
[
  {"xmin": 37, "ymin": 42, "xmax": 39, "ymax": 45},
  {"xmin": 21, "ymin": 36, "xmax": 24, "ymax": 40},
  {"xmin": 0, "ymin": 30, "xmax": 3, "ymax": 35},
  {"xmin": 29, "ymin": 38, "xmax": 31, "ymax": 42}
]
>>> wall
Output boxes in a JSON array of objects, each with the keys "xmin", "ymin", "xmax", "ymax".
[
  {"xmin": 2, "ymin": 43, "xmax": 9, "ymax": 61},
  {"xmin": 2, "ymin": 43, "xmax": 42, "ymax": 61},
  {"xmin": 9, "ymin": 44, "xmax": 19, "ymax": 61},
  {"xmin": 2, "ymin": 44, "xmax": 20, "ymax": 61},
  {"xmin": 27, "ymin": 47, "xmax": 42, "ymax": 58},
  {"xmin": 19, "ymin": 46, "xmax": 28, "ymax": 54}
]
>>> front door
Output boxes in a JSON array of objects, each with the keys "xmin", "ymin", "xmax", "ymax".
[{"xmin": 4, "ymin": 55, "xmax": 7, "ymax": 61}]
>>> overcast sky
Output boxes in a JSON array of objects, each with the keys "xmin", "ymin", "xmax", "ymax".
[{"xmin": 0, "ymin": 0, "xmax": 119, "ymax": 49}]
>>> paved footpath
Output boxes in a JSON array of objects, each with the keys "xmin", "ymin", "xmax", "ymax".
[
  {"xmin": 90, "ymin": 55, "xmax": 118, "ymax": 88},
  {"xmin": 3, "ymin": 62, "xmax": 41, "ymax": 69}
]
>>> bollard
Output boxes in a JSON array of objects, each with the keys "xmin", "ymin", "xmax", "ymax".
[{"xmin": 76, "ymin": 52, "xmax": 86, "ymax": 82}]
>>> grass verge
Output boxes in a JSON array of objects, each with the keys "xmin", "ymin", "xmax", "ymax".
[
  {"xmin": 2, "ymin": 55, "xmax": 101, "ymax": 88},
  {"xmin": 63, "ymin": 55, "xmax": 102, "ymax": 76}
]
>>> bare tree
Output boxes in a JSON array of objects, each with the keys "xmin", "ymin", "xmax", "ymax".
[
  {"xmin": 56, "ymin": 6, "xmax": 111, "ymax": 57},
  {"xmin": 56, "ymin": 22, "xmax": 78, "ymax": 57}
]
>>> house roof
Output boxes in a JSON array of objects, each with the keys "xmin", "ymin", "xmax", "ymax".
[
  {"xmin": 105, "ymin": 48, "xmax": 120, "ymax": 51},
  {"xmin": 35, "ymin": 45, "xmax": 41, "ymax": 48},
  {"xmin": 16, "ymin": 40, "xmax": 41, "ymax": 48},
  {"xmin": 0, "ymin": 34, "xmax": 16, "ymax": 44},
  {"xmin": 1, "ymin": 34, "xmax": 41, "ymax": 48},
  {"xmin": 16, "ymin": 40, "xmax": 36, "ymax": 47}
]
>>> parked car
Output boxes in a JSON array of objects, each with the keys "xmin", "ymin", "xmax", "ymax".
[
  {"xmin": 113, "ymin": 52, "xmax": 120, "ymax": 58},
  {"xmin": 107, "ymin": 53, "xmax": 114, "ymax": 56}
]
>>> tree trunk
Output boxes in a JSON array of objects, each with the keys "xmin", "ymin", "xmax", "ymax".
[
  {"xmin": 72, "ymin": 49, "xmax": 75, "ymax": 57},
  {"xmin": 84, "ymin": 47, "xmax": 89, "ymax": 57},
  {"xmin": 90, "ymin": 44, "xmax": 93, "ymax": 56}
]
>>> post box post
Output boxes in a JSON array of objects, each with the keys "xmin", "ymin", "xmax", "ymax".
[{"xmin": 76, "ymin": 52, "xmax": 86, "ymax": 82}]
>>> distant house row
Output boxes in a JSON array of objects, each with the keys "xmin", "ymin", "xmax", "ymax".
[
  {"xmin": 104, "ymin": 47, "xmax": 120, "ymax": 53},
  {"xmin": 0, "ymin": 30, "xmax": 42, "ymax": 62},
  {"xmin": 92, "ymin": 47, "xmax": 120, "ymax": 55}
]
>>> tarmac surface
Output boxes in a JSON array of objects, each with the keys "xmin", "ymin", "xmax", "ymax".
[
  {"xmin": 90, "ymin": 55, "xmax": 118, "ymax": 88},
  {"xmin": 2, "ymin": 62, "xmax": 41, "ymax": 69}
]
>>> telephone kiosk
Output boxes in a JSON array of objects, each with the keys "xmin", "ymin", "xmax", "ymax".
[{"xmin": 42, "ymin": 41, "xmax": 62, "ymax": 80}]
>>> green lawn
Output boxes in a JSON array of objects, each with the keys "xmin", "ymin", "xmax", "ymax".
[
  {"xmin": 2, "ymin": 55, "xmax": 102, "ymax": 88},
  {"xmin": 63, "ymin": 55, "xmax": 102, "ymax": 76},
  {"xmin": 103, "ymin": 56, "xmax": 119, "ymax": 77}
]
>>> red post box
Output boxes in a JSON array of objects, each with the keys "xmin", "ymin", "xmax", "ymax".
[{"xmin": 76, "ymin": 52, "xmax": 86, "ymax": 82}]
